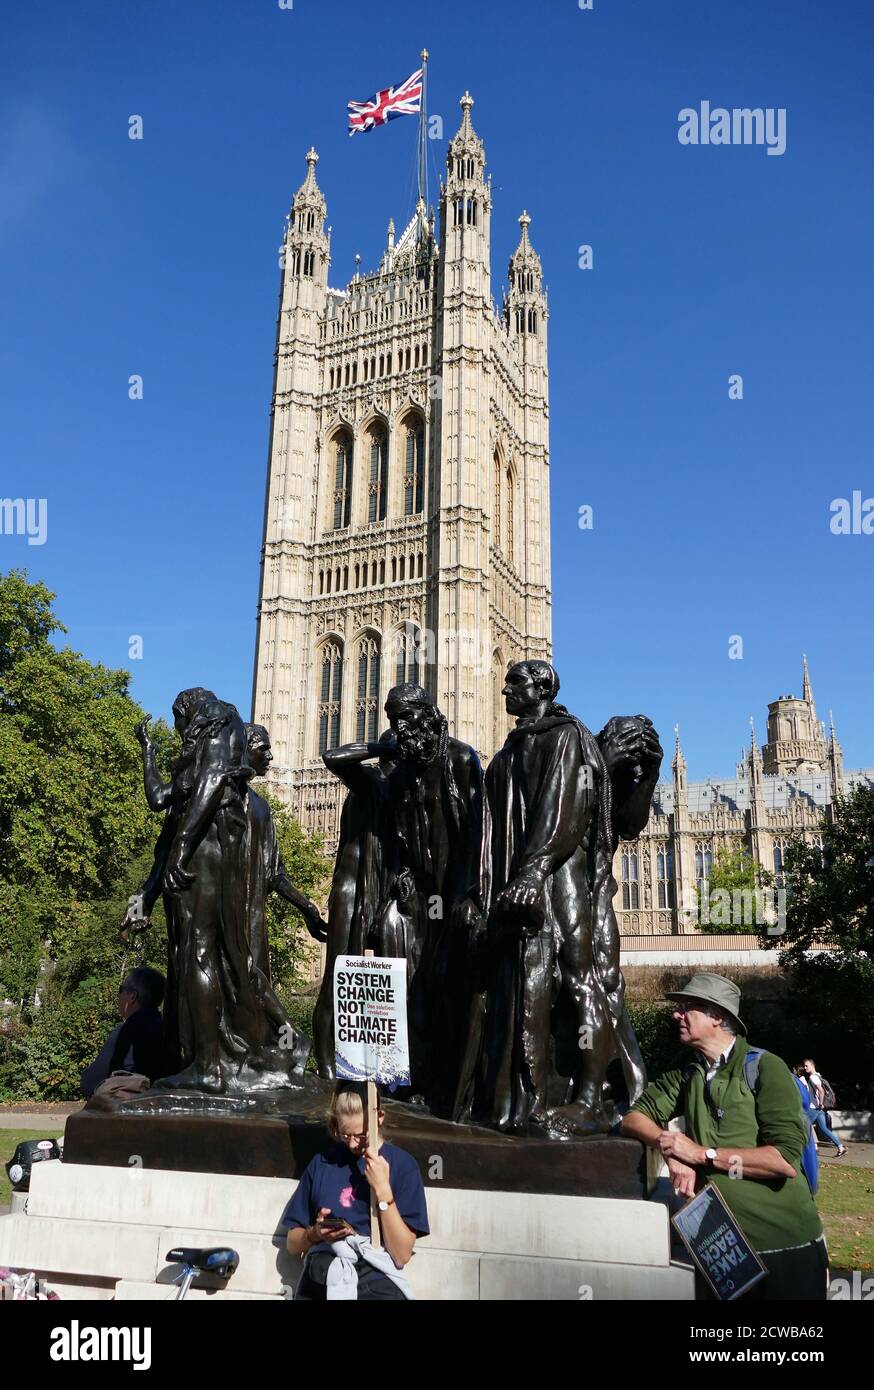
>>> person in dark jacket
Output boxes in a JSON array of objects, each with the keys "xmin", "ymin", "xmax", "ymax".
[{"xmin": 80, "ymin": 967, "xmax": 166, "ymax": 1098}]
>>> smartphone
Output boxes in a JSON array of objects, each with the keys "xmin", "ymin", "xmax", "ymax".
[{"xmin": 320, "ymin": 1214, "xmax": 348, "ymax": 1230}]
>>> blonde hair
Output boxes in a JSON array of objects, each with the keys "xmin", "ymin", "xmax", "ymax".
[{"xmin": 326, "ymin": 1086, "xmax": 384, "ymax": 1139}]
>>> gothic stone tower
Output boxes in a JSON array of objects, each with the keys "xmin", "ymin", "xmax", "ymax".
[{"xmin": 252, "ymin": 95, "xmax": 552, "ymax": 843}]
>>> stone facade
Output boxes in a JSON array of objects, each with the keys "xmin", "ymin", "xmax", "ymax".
[
  {"xmin": 614, "ymin": 658, "xmax": 874, "ymax": 935},
  {"xmin": 252, "ymin": 94, "xmax": 552, "ymax": 844}
]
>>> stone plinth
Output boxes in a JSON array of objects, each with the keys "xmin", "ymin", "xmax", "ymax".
[
  {"xmin": 0, "ymin": 1081, "xmax": 696, "ymax": 1299},
  {"xmin": 62, "ymin": 1078, "xmax": 647, "ymax": 1200},
  {"xmin": 0, "ymin": 1158, "xmax": 694, "ymax": 1301}
]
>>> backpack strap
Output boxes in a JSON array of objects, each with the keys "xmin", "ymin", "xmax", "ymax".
[{"xmin": 742, "ymin": 1047, "xmax": 765, "ymax": 1094}]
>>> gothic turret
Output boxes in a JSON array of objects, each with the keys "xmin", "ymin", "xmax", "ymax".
[
  {"xmin": 283, "ymin": 148, "xmax": 330, "ymax": 294},
  {"xmin": 762, "ymin": 655, "xmax": 830, "ymax": 775},
  {"xmin": 506, "ymin": 211, "xmax": 546, "ymax": 347},
  {"xmin": 440, "ymin": 92, "xmax": 491, "ymax": 299}
]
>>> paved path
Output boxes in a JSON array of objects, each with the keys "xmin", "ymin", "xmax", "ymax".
[
  {"xmin": 0, "ymin": 1104, "xmax": 82, "ymax": 1131},
  {"xmin": 819, "ymin": 1141, "xmax": 874, "ymax": 1169}
]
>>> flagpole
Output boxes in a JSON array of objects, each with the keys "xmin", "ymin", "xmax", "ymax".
[{"xmin": 418, "ymin": 48, "xmax": 428, "ymax": 237}]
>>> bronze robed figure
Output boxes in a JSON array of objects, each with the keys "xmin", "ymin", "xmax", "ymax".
[
  {"xmin": 123, "ymin": 691, "xmax": 324, "ymax": 1094},
  {"xmin": 454, "ymin": 660, "xmax": 663, "ymax": 1137},
  {"xmin": 317, "ymin": 683, "xmax": 482, "ymax": 1116}
]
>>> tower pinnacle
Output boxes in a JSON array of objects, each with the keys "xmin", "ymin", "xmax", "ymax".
[
  {"xmin": 802, "ymin": 652, "xmax": 815, "ymax": 709},
  {"xmin": 301, "ymin": 147, "xmax": 320, "ymax": 192}
]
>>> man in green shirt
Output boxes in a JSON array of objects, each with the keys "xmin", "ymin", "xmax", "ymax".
[{"xmin": 621, "ymin": 972, "xmax": 827, "ymax": 1300}]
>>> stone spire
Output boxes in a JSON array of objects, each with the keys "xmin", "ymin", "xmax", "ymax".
[
  {"xmin": 281, "ymin": 147, "xmax": 329, "ymax": 322},
  {"xmin": 506, "ymin": 209, "xmax": 546, "ymax": 344},
  {"xmin": 672, "ymin": 724, "xmax": 687, "ymax": 796},
  {"xmin": 802, "ymin": 653, "xmax": 815, "ymax": 711},
  {"xmin": 287, "ymin": 147, "xmax": 328, "ymax": 259},
  {"xmin": 828, "ymin": 709, "xmax": 845, "ymax": 794},
  {"xmin": 292, "ymin": 148, "xmax": 326, "ymax": 220},
  {"xmin": 440, "ymin": 89, "xmax": 491, "ymax": 299},
  {"xmin": 748, "ymin": 717, "xmax": 764, "ymax": 800},
  {"xmin": 509, "ymin": 211, "xmax": 542, "ymax": 285},
  {"xmin": 446, "ymin": 91, "xmax": 486, "ymax": 182}
]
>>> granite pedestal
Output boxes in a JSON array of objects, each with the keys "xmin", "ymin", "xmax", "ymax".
[{"xmin": 0, "ymin": 1078, "xmax": 694, "ymax": 1300}]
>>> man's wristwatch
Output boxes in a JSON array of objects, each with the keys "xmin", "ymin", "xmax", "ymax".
[
  {"xmin": 377, "ymin": 1196, "xmax": 395, "ymax": 1212},
  {"xmin": 704, "ymin": 1147, "xmax": 718, "ymax": 1168}
]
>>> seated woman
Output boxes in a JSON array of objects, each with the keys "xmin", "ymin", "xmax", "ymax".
[{"xmin": 285, "ymin": 1085, "xmax": 429, "ymax": 1300}]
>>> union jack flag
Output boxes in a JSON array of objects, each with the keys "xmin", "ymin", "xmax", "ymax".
[{"xmin": 348, "ymin": 68, "xmax": 423, "ymax": 136}]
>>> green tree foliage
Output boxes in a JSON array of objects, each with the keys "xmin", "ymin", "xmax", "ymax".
[
  {"xmin": 762, "ymin": 784, "xmax": 874, "ymax": 965},
  {"xmin": 699, "ymin": 842, "xmax": 770, "ymax": 935},
  {"xmin": 0, "ymin": 569, "xmax": 329, "ymax": 1098},
  {"xmin": 0, "ymin": 569, "xmax": 168, "ymax": 1009},
  {"xmin": 757, "ymin": 783, "xmax": 874, "ymax": 1106}
]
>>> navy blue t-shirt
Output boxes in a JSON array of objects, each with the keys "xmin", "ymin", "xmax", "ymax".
[{"xmin": 284, "ymin": 1142, "xmax": 429, "ymax": 1238}]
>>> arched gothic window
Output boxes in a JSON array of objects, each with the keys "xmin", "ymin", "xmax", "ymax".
[
  {"xmin": 695, "ymin": 845, "xmax": 713, "ymax": 891},
  {"xmin": 506, "ymin": 465, "xmax": 515, "ymax": 563},
  {"xmin": 332, "ymin": 434, "xmax": 353, "ymax": 529},
  {"xmin": 356, "ymin": 638, "xmax": 381, "ymax": 742},
  {"xmin": 317, "ymin": 643, "xmax": 343, "ymax": 755},
  {"xmin": 657, "ymin": 847, "xmax": 675, "ymax": 909},
  {"xmin": 368, "ymin": 428, "xmax": 388, "ymax": 522},
  {"xmin": 393, "ymin": 622, "xmax": 420, "ymax": 688},
  {"xmin": 403, "ymin": 418, "xmax": 425, "ymax": 515},
  {"xmin": 621, "ymin": 850, "xmax": 639, "ymax": 910},
  {"xmin": 493, "ymin": 451, "xmax": 502, "ymax": 546},
  {"xmin": 773, "ymin": 842, "xmax": 788, "ymax": 890}
]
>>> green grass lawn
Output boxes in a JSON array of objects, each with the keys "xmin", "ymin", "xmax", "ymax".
[
  {"xmin": 817, "ymin": 1164, "xmax": 874, "ymax": 1271},
  {"xmin": 0, "ymin": 1129, "xmax": 62, "ymax": 1208}
]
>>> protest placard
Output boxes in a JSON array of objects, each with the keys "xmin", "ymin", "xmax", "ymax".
[
  {"xmin": 671, "ymin": 1182, "xmax": 767, "ymax": 1300},
  {"xmin": 333, "ymin": 955, "xmax": 410, "ymax": 1086}
]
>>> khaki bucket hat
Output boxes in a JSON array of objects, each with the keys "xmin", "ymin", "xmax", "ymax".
[{"xmin": 665, "ymin": 972, "xmax": 746, "ymax": 1035}]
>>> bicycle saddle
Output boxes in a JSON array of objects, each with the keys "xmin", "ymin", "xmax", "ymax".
[{"xmin": 165, "ymin": 1247, "xmax": 240, "ymax": 1277}]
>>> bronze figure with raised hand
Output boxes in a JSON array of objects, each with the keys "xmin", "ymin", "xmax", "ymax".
[{"xmin": 122, "ymin": 690, "xmax": 313, "ymax": 1093}]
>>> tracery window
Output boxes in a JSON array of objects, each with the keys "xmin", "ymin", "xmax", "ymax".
[
  {"xmin": 773, "ymin": 842, "xmax": 788, "ymax": 890},
  {"xmin": 621, "ymin": 849, "xmax": 639, "ymax": 910},
  {"xmin": 355, "ymin": 638, "xmax": 381, "ymax": 742},
  {"xmin": 403, "ymin": 419, "xmax": 425, "ymax": 515},
  {"xmin": 368, "ymin": 429, "xmax": 388, "ymax": 522},
  {"xmin": 695, "ymin": 844, "xmax": 713, "ymax": 892},
  {"xmin": 393, "ymin": 622, "xmax": 420, "ymax": 688},
  {"xmin": 332, "ymin": 434, "xmax": 353, "ymax": 529},
  {"xmin": 657, "ymin": 846, "xmax": 675, "ymax": 909},
  {"xmin": 317, "ymin": 643, "xmax": 343, "ymax": 755}
]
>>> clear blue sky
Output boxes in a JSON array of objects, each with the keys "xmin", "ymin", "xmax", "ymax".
[{"xmin": 2, "ymin": 0, "xmax": 872, "ymax": 778}]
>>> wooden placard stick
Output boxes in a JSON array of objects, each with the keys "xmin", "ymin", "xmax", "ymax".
[{"xmin": 365, "ymin": 948, "xmax": 381, "ymax": 1250}]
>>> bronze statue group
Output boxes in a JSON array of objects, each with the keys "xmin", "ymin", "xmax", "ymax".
[{"xmin": 126, "ymin": 661, "xmax": 664, "ymax": 1139}]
